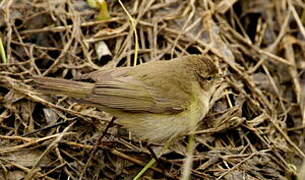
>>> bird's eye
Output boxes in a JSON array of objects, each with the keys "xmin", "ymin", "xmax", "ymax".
[{"xmin": 206, "ymin": 76, "xmax": 213, "ymax": 81}]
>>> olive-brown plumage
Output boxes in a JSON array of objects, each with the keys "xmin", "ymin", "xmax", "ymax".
[{"xmin": 34, "ymin": 55, "xmax": 221, "ymax": 143}]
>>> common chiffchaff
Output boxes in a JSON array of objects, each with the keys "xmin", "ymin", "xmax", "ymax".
[{"xmin": 34, "ymin": 55, "xmax": 222, "ymax": 143}]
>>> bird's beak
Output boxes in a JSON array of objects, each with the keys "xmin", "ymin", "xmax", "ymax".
[{"xmin": 217, "ymin": 72, "xmax": 231, "ymax": 82}]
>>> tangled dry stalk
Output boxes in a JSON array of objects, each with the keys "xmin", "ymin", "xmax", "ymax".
[{"xmin": 1, "ymin": 0, "xmax": 305, "ymax": 179}]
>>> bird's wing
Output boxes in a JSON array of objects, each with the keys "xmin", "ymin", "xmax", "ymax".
[{"xmin": 83, "ymin": 65, "xmax": 194, "ymax": 114}]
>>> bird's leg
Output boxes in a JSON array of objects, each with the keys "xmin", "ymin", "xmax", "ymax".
[
  {"xmin": 133, "ymin": 140, "xmax": 172, "ymax": 180},
  {"xmin": 147, "ymin": 145, "xmax": 166, "ymax": 174}
]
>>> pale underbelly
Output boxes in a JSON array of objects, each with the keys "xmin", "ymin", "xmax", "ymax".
[{"xmin": 117, "ymin": 101, "xmax": 208, "ymax": 143}]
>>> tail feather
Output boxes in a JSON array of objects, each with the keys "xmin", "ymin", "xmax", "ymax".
[{"xmin": 33, "ymin": 77, "xmax": 94, "ymax": 98}]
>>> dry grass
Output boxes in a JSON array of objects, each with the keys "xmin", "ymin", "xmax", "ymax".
[{"xmin": 0, "ymin": 0, "xmax": 305, "ymax": 179}]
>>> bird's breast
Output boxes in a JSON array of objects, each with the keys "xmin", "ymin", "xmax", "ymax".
[{"xmin": 116, "ymin": 84, "xmax": 211, "ymax": 143}]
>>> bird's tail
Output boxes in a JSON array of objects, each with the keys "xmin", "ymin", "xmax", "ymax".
[{"xmin": 33, "ymin": 77, "xmax": 94, "ymax": 98}]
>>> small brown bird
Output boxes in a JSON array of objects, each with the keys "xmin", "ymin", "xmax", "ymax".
[{"xmin": 34, "ymin": 55, "xmax": 222, "ymax": 143}]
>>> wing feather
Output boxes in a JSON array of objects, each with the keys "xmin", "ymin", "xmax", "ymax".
[{"xmin": 83, "ymin": 61, "xmax": 194, "ymax": 114}]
